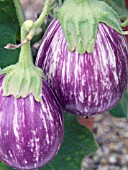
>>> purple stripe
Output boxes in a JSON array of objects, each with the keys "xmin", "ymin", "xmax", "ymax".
[
  {"xmin": 0, "ymin": 76, "xmax": 63, "ymax": 169},
  {"xmin": 36, "ymin": 19, "xmax": 128, "ymax": 116}
]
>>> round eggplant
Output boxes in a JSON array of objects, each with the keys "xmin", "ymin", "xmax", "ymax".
[
  {"xmin": 36, "ymin": 19, "xmax": 128, "ymax": 116},
  {"xmin": 0, "ymin": 75, "xmax": 63, "ymax": 170}
]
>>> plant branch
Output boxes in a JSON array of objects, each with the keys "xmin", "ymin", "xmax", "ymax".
[
  {"xmin": 13, "ymin": 0, "xmax": 25, "ymax": 26},
  {"xmin": 6, "ymin": 0, "xmax": 51, "ymax": 49},
  {"xmin": 122, "ymin": 31, "xmax": 128, "ymax": 35},
  {"xmin": 33, "ymin": 0, "xmax": 51, "ymax": 29},
  {"xmin": 120, "ymin": 18, "xmax": 128, "ymax": 27},
  {"xmin": 25, "ymin": 0, "xmax": 51, "ymax": 42},
  {"xmin": 0, "ymin": 20, "xmax": 43, "ymax": 102}
]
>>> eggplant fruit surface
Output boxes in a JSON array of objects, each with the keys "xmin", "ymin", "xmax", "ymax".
[
  {"xmin": 36, "ymin": 19, "xmax": 128, "ymax": 116},
  {"xmin": 0, "ymin": 76, "xmax": 63, "ymax": 170}
]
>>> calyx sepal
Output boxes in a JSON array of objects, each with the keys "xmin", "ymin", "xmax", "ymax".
[
  {"xmin": 0, "ymin": 63, "xmax": 43, "ymax": 102},
  {"xmin": 0, "ymin": 20, "xmax": 44, "ymax": 102},
  {"xmin": 56, "ymin": 0, "xmax": 128, "ymax": 54}
]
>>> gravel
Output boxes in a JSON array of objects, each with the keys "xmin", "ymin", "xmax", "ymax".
[{"xmin": 82, "ymin": 113, "xmax": 128, "ymax": 170}]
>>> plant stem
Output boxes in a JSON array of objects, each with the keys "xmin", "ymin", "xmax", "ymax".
[
  {"xmin": 13, "ymin": 0, "xmax": 25, "ymax": 26},
  {"xmin": 26, "ymin": 0, "xmax": 51, "ymax": 41},
  {"xmin": 0, "ymin": 19, "xmax": 43, "ymax": 102},
  {"xmin": 5, "ymin": 0, "xmax": 51, "ymax": 50},
  {"xmin": 34, "ymin": 0, "xmax": 51, "ymax": 29},
  {"xmin": 18, "ymin": 20, "xmax": 34, "ymax": 67},
  {"xmin": 120, "ymin": 18, "xmax": 128, "ymax": 27}
]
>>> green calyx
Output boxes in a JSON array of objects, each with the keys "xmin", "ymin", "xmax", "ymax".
[
  {"xmin": 0, "ymin": 64, "xmax": 43, "ymax": 102},
  {"xmin": 56, "ymin": 0, "xmax": 128, "ymax": 54},
  {"xmin": 0, "ymin": 20, "xmax": 44, "ymax": 102}
]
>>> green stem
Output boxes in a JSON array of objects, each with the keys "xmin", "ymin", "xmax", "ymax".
[
  {"xmin": 120, "ymin": 18, "xmax": 128, "ymax": 28},
  {"xmin": 13, "ymin": 0, "xmax": 25, "ymax": 26},
  {"xmin": 0, "ymin": 20, "xmax": 43, "ymax": 102},
  {"xmin": 6, "ymin": 0, "xmax": 51, "ymax": 50},
  {"xmin": 35, "ymin": 0, "xmax": 51, "ymax": 28},
  {"xmin": 122, "ymin": 31, "xmax": 128, "ymax": 35},
  {"xmin": 18, "ymin": 20, "xmax": 34, "ymax": 67},
  {"xmin": 26, "ymin": 0, "xmax": 51, "ymax": 41}
]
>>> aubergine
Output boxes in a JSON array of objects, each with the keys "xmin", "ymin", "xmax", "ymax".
[
  {"xmin": 36, "ymin": 19, "xmax": 128, "ymax": 117},
  {"xmin": 0, "ymin": 75, "xmax": 63, "ymax": 170}
]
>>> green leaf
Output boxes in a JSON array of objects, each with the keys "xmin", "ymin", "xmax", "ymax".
[
  {"xmin": 41, "ymin": 113, "xmax": 98, "ymax": 170},
  {"xmin": 110, "ymin": 89, "xmax": 128, "ymax": 118},
  {"xmin": 101, "ymin": 0, "xmax": 128, "ymax": 19},
  {"xmin": 0, "ymin": 0, "xmax": 20, "ymax": 69},
  {"xmin": 0, "ymin": 162, "xmax": 13, "ymax": 170},
  {"xmin": 56, "ymin": 0, "xmax": 124, "ymax": 54}
]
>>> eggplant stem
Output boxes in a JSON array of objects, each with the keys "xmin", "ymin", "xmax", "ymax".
[
  {"xmin": 122, "ymin": 31, "xmax": 128, "ymax": 35},
  {"xmin": 5, "ymin": 0, "xmax": 51, "ymax": 50},
  {"xmin": 120, "ymin": 18, "xmax": 128, "ymax": 28}
]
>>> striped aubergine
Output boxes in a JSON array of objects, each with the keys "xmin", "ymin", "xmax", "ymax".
[
  {"xmin": 36, "ymin": 19, "xmax": 128, "ymax": 117},
  {"xmin": 0, "ymin": 75, "xmax": 63, "ymax": 170}
]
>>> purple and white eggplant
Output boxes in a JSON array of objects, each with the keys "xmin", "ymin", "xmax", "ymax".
[
  {"xmin": 36, "ymin": 19, "xmax": 128, "ymax": 116},
  {"xmin": 0, "ymin": 75, "xmax": 63, "ymax": 170}
]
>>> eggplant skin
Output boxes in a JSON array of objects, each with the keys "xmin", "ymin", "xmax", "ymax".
[
  {"xmin": 0, "ymin": 76, "xmax": 63, "ymax": 170},
  {"xmin": 36, "ymin": 19, "xmax": 128, "ymax": 116}
]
